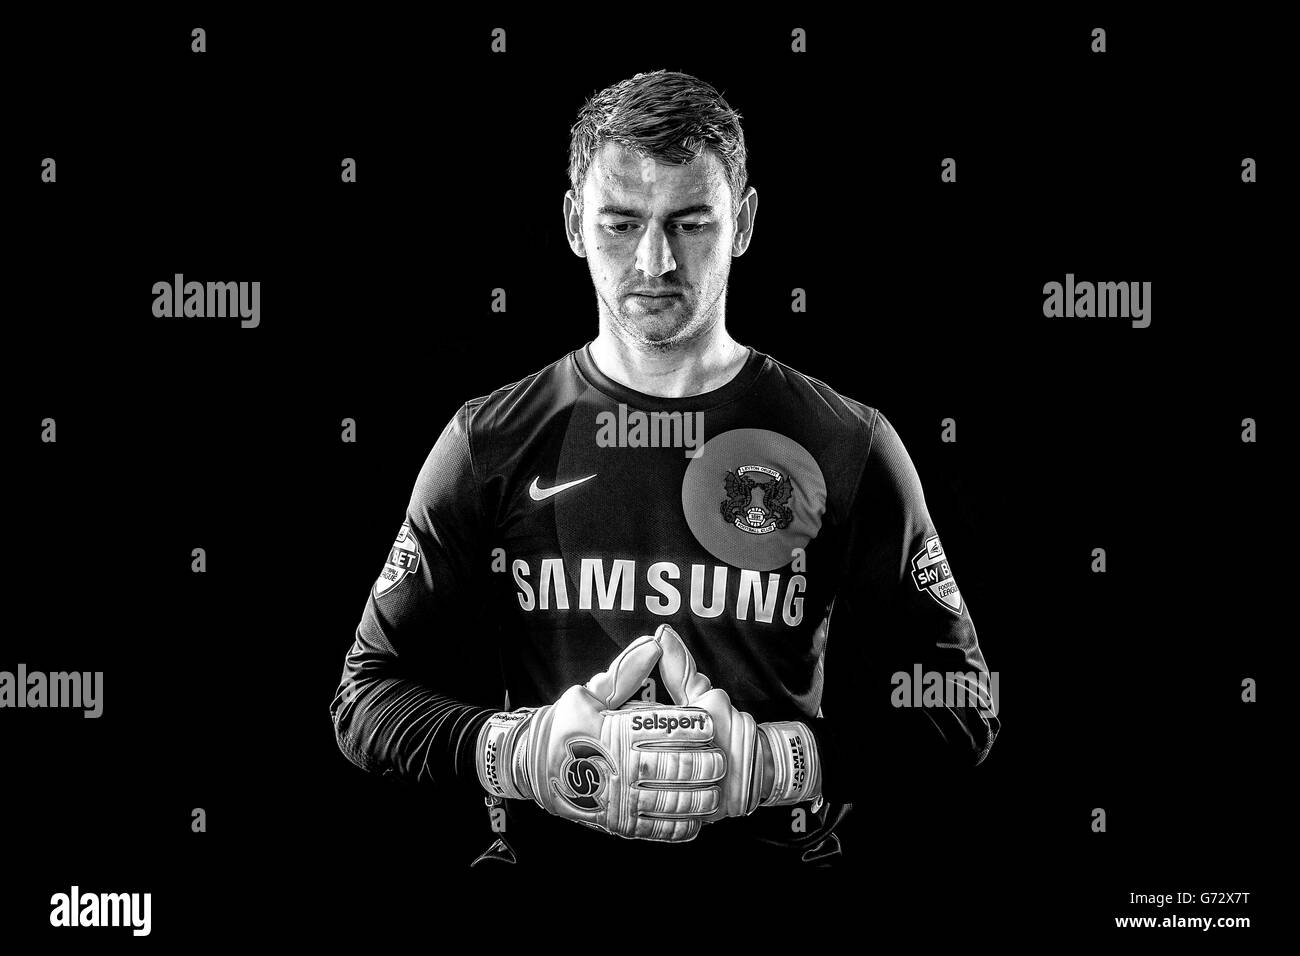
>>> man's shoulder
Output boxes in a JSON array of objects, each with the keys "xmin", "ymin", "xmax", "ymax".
[
  {"xmin": 758, "ymin": 350, "xmax": 882, "ymax": 439},
  {"xmin": 461, "ymin": 349, "xmax": 579, "ymax": 416},
  {"xmin": 449, "ymin": 348, "xmax": 586, "ymax": 467}
]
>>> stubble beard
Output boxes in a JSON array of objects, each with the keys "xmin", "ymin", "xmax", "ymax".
[{"xmin": 597, "ymin": 278, "xmax": 728, "ymax": 354}]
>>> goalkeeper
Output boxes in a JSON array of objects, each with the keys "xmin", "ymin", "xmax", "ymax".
[{"xmin": 330, "ymin": 69, "xmax": 998, "ymax": 867}]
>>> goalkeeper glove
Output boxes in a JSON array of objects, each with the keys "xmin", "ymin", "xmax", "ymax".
[
  {"xmin": 651, "ymin": 623, "xmax": 823, "ymax": 821},
  {"xmin": 475, "ymin": 631, "xmax": 727, "ymax": 843}
]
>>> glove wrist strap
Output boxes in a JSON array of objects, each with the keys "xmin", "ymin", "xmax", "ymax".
[
  {"xmin": 758, "ymin": 721, "xmax": 822, "ymax": 807},
  {"xmin": 476, "ymin": 709, "xmax": 536, "ymax": 801}
]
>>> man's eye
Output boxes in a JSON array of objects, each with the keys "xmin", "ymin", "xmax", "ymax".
[{"xmin": 601, "ymin": 222, "xmax": 708, "ymax": 236}]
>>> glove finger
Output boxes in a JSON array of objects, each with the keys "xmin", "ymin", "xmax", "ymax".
[
  {"xmin": 635, "ymin": 785, "xmax": 722, "ymax": 820},
  {"xmin": 642, "ymin": 749, "xmax": 728, "ymax": 785},
  {"xmin": 636, "ymin": 747, "xmax": 727, "ymax": 787},
  {"xmin": 653, "ymin": 624, "xmax": 714, "ymax": 705},
  {"xmin": 633, "ymin": 817, "xmax": 701, "ymax": 843},
  {"xmin": 585, "ymin": 633, "xmax": 663, "ymax": 708}
]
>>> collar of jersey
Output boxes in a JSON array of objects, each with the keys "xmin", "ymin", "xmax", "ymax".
[{"xmin": 574, "ymin": 342, "xmax": 768, "ymax": 413}]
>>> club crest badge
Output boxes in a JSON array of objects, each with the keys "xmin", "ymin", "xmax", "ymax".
[
  {"xmin": 910, "ymin": 534, "xmax": 962, "ymax": 614},
  {"xmin": 720, "ymin": 465, "xmax": 795, "ymax": 535},
  {"xmin": 374, "ymin": 521, "xmax": 421, "ymax": 598},
  {"xmin": 681, "ymin": 428, "xmax": 826, "ymax": 572}
]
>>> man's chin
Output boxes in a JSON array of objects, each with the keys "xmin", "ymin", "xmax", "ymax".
[{"xmin": 618, "ymin": 312, "xmax": 694, "ymax": 347}]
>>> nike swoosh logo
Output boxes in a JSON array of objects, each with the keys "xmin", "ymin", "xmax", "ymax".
[{"xmin": 528, "ymin": 474, "xmax": 597, "ymax": 501}]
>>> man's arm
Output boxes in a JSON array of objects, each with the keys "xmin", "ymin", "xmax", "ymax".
[
  {"xmin": 330, "ymin": 402, "xmax": 496, "ymax": 790},
  {"xmin": 813, "ymin": 410, "xmax": 1000, "ymax": 802}
]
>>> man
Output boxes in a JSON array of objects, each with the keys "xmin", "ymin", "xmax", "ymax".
[{"xmin": 330, "ymin": 70, "xmax": 999, "ymax": 868}]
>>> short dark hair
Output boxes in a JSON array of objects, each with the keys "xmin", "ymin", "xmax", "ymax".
[{"xmin": 568, "ymin": 70, "xmax": 748, "ymax": 216}]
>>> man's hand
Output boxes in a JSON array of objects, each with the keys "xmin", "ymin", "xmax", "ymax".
[
  {"xmin": 476, "ymin": 632, "xmax": 726, "ymax": 842},
  {"xmin": 651, "ymin": 624, "xmax": 824, "ymax": 821}
]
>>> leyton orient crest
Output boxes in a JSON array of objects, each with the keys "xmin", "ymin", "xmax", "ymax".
[{"xmin": 720, "ymin": 465, "xmax": 795, "ymax": 535}]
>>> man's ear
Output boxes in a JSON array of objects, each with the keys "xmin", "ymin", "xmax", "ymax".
[
  {"xmin": 564, "ymin": 190, "xmax": 587, "ymax": 257},
  {"xmin": 731, "ymin": 186, "xmax": 757, "ymax": 256}
]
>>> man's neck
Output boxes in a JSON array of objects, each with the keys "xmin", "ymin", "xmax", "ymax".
[{"xmin": 589, "ymin": 325, "xmax": 748, "ymax": 399}]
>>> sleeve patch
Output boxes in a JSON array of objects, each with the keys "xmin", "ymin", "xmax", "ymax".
[
  {"xmin": 374, "ymin": 521, "xmax": 421, "ymax": 599},
  {"xmin": 910, "ymin": 534, "xmax": 962, "ymax": 614}
]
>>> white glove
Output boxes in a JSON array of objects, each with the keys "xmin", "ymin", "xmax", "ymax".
[
  {"xmin": 651, "ymin": 623, "xmax": 823, "ymax": 821},
  {"xmin": 476, "ymin": 632, "xmax": 727, "ymax": 842}
]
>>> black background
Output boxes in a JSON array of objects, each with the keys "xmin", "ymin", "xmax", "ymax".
[{"xmin": 5, "ymin": 9, "xmax": 1280, "ymax": 944}]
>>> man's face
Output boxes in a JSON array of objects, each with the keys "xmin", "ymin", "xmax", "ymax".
[{"xmin": 567, "ymin": 141, "xmax": 753, "ymax": 349}]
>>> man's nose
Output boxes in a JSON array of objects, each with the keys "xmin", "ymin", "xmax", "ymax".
[{"xmin": 635, "ymin": 221, "xmax": 677, "ymax": 277}]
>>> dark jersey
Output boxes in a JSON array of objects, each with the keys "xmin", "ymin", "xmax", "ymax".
[{"xmin": 331, "ymin": 343, "xmax": 998, "ymax": 857}]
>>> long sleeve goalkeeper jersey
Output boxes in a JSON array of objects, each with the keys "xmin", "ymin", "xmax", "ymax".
[{"xmin": 331, "ymin": 342, "xmax": 998, "ymax": 819}]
